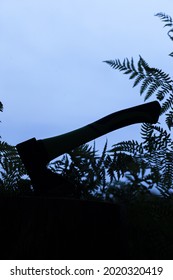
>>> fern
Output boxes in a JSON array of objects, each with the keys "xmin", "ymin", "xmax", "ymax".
[
  {"xmin": 105, "ymin": 55, "xmax": 173, "ymax": 130},
  {"xmin": 38, "ymin": 12, "xmax": 173, "ymax": 199},
  {"xmin": 0, "ymin": 141, "xmax": 30, "ymax": 192},
  {"xmin": 165, "ymin": 110, "xmax": 173, "ymax": 130},
  {"xmin": 48, "ymin": 143, "xmax": 109, "ymax": 198},
  {"xmin": 104, "ymin": 56, "xmax": 173, "ymax": 101},
  {"xmin": 106, "ymin": 122, "xmax": 173, "ymax": 196},
  {"xmin": 155, "ymin": 12, "xmax": 173, "ymax": 46},
  {"xmin": 161, "ymin": 92, "xmax": 173, "ymax": 113},
  {"xmin": 49, "ymin": 12, "xmax": 173, "ymax": 199},
  {"xmin": 155, "ymin": 13, "xmax": 173, "ymax": 26},
  {"xmin": 0, "ymin": 101, "xmax": 3, "ymax": 112},
  {"xmin": 109, "ymin": 140, "xmax": 143, "ymax": 156}
]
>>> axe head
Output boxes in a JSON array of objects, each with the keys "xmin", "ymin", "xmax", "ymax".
[{"xmin": 16, "ymin": 138, "xmax": 77, "ymax": 196}]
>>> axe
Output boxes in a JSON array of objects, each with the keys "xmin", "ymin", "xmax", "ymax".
[{"xmin": 16, "ymin": 101, "xmax": 161, "ymax": 195}]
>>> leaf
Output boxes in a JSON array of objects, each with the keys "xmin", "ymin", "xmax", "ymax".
[
  {"xmin": 0, "ymin": 102, "xmax": 3, "ymax": 112},
  {"xmin": 144, "ymin": 81, "xmax": 161, "ymax": 101},
  {"xmin": 133, "ymin": 74, "xmax": 144, "ymax": 87},
  {"xmin": 129, "ymin": 71, "xmax": 138, "ymax": 79},
  {"xmin": 168, "ymin": 29, "xmax": 173, "ymax": 40},
  {"xmin": 140, "ymin": 77, "xmax": 153, "ymax": 95},
  {"xmin": 164, "ymin": 23, "xmax": 173, "ymax": 27},
  {"xmin": 161, "ymin": 93, "xmax": 173, "ymax": 115},
  {"xmin": 155, "ymin": 13, "xmax": 173, "ymax": 25}
]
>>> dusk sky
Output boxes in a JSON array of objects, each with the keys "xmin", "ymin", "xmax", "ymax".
[{"xmin": 1, "ymin": 0, "xmax": 173, "ymax": 155}]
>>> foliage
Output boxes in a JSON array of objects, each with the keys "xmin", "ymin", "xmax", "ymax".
[
  {"xmin": 0, "ymin": 101, "xmax": 3, "ymax": 113},
  {"xmin": 0, "ymin": 141, "xmax": 31, "ymax": 194},
  {"xmin": 51, "ymin": 12, "xmax": 173, "ymax": 200},
  {"xmin": 101, "ymin": 12, "xmax": 173, "ymax": 199},
  {"xmin": 49, "ymin": 142, "xmax": 109, "ymax": 199},
  {"xmin": 0, "ymin": 101, "xmax": 31, "ymax": 194},
  {"xmin": 104, "ymin": 56, "xmax": 173, "ymax": 128},
  {"xmin": 156, "ymin": 12, "xmax": 173, "ymax": 45}
]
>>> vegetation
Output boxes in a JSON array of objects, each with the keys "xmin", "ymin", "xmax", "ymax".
[
  {"xmin": 0, "ymin": 104, "xmax": 30, "ymax": 194},
  {"xmin": 1, "ymin": 12, "xmax": 173, "ymax": 202},
  {"xmin": 49, "ymin": 12, "xmax": 173, "ymax": 201}
]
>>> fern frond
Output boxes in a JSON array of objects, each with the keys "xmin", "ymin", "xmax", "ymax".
[
  {"xmin": 141, "ymin": 124, "xmax": 171, "ymax": 152},
  {"xmin": 96, "ymin": 140, "xmax": 107, "ymax": 170},
  {"xmin": 103, "ymin": 58, "xmax": 137, "ymax": 74},
  {"xmin": 155, "ymin": 13, "xmax": 173, "ymax": 27},
  {"xmin": 109, "ymin": 140, "xmax": 143, "ymax": 156},
  {"xmin": 155, "ymin": 13, "xmax": 173, "ymax": 42},
  {"xmin": 0, "ymin": 102, "xmax": 3, "ymax": 112},
  {"xmin": 139, "ymin": 56, "xmax": 150, "ymax": 72},
  {"xmin": 150, "ymin": 68, "xmax": 172, "ymax": 84},
  {"xmin": 160, "ymin": 151, "xmax": 173, "ymax": 189},
  {"xmin": 168, "ymin": 29, "xmax": 173, "ymax": 41},
  {"xmin": 144, "ymin": 80, "xmax": 161, "ymax": 101},
  {"xmin": 103, "ymin": 59, "xmax": 125, "ymax": 71},
  {"xmin": 133, "ymin": 74, "xmax": 144, "ymax": 87},
  {"xmin": 156, "ymin": 88, "xmax": 170, "ymax": 101},
  {"xmin": 165, "ymin": 111, "xmax": 173, "ymax": 130},
  {"xmin": 140, "ymin": 123, "xmax": 154, "ymax": 141},
  {"xmin": 140, "ymin": 66, "xmax": 172, "ymax": 101},
  {"xmin": 140, "ymin": 77, "xmax": 153, "ymax": 95},
  {"xmin": 0, "ymin": 141, "xmax": 28, "ymax": 190},
  {"xmin": 161, "ymin": 93, "xmax": 173, "ymax": 114}
]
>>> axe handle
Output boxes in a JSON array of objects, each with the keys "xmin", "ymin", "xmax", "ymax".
[{"xmin": 42, "ymin": 101, "xmax": 161, "ymax": 162}]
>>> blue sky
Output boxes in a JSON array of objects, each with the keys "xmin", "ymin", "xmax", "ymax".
[{"xmin": 0, "ymin": 0, "xmax": 173, "ymax": 154}]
